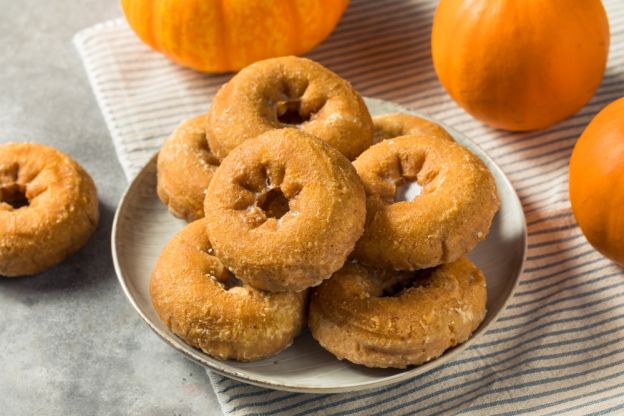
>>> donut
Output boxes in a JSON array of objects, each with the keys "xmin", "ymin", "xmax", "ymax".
[
  {"xmin": 352, "ymin": 134, "xmax": 499, "ymax": 270},
  {"xmin": 206, "ymin": 56, "xmax": 373, "ymax": 161},
  {"xmin": 373, "ymin": 113, "xmax": 454, "ymax": 143},
  {"xmin": 0, "ymin": 143, "xmax": 99, "ymax": 277},
  {"xmin": 157, "ymin": 115, "xmax": 219, "ymax": 221},
  {"xmin": 204, "ymin": 128, "xmax": 366, "ymax": 293},
  {"xmin": 150, "ymin": 220, "xmax": 307, "ymax": 361},
  {"xmin": 308, "ymin": 257, "xmax": 487, "ymax": 368}
]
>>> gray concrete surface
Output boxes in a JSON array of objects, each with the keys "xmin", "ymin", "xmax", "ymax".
[{"xmin": 0, "ymin": 2, "xmax": 221, "ymax": 414}]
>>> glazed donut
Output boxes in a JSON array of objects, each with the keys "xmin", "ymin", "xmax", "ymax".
[
  {"xmin": 309, "ymin": 257, "xmax": 487, "ymax": 368},
  {"xmin": 157, "ymin": 115, "xmax": 219, "ymax": 221},
  {"xmin": 206, "ymin": 56, "xmax": 373, "ymax": 161},
  {"xmin": 0, "ymin": 143, "xmax": 99, "ymax": 277},
  {"xmin": 150, "ymin": 220, "xmax": 307, "ymax": 361},
  {"xmin": 373, "ymin": 113, "xmax": 454, "ymax": 143},
  {"xmin": 204, "ymin": 128, "xmax": 366, "ymax": 293},
  {"xmin": 352, "ymin": 134, "xmax": 499, "ymax": 270}
]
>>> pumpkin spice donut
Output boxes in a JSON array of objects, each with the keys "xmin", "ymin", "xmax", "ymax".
[
  {"xmin": 206, "ymin": 56, "xmax": 373, "ymax": 161},
  {"xmin": 309, "ymin": 257, "xmax": 487, "ymax": 368},
  {"xmin": 204, "ymin": 128, "xmax": 366, "ymax": 293},
  {"xmin": 352, "ymin": 134, "xmax": 499, "ymax": 270},
  {"xmin": 373, "ymin": 113, "xmax": 454, "ymax": 143},
  {"xmin": 151, "ymin": 220, "xmax": 307, "ymax": 361},
  {"xmin": 157, "ymin": 115, "xmax": 219, "ymax": 221},
  {"xmin": 0, "ymin": 143, "xmax": 99, "ymax": 277}
]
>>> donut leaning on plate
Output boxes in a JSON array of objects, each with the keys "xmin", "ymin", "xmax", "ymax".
[
  {"xmin": 204, "ymin": 128, "xmax": 366, "ymax": 293},
  {"xmin": 373, "ymin": 113, "xmax": 454, "ymax": 143},
  {"xmin": 0, "ymin": 142, "xmax": 99, "ymax": 277},
  {"xmin": 352, "ymin": 134, "xmax": 499, "ymax": 270},
  {"xmin": 308, "ymin": 257, "xmax": 487, "ymax": 368},
  {"xmin": 157, "ymin": 115, "xmax": 219, "ymax": 221},
  {"xmin": 150, "ymin": 220, "xmax": 307, "ymax": 361},
  {"xmin": 206, "ymin": 56, "xmax": 373, "ymax": 161}
]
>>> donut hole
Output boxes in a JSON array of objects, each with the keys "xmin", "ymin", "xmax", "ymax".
[
  {"xmin": 201, "ymin": 249, "xmax": 244, "ymax": 291},
  {"xmin": 394, "ymin": 180, "xmax": 422, "ymax": 202},
  {"xmin": 0, "ymin": 184, "xmax": 29, "ymax": 209},
  {"xmin": 390, "ymin": 160, "xmax": 440, "ymax": 203},
  {"xmin": 215, "ymin": 270, "xmax": 244, "ymax": 291},
  {"xmin": 277, "ymin": 101, "xmax": 310, "ymax": 125},
  {"xmin": 258, "ymin": 188, "xmax": 290, "ymax": 219},
  {"xmin": 380, "ymin": 154, "xmax": 430, "ymax": 203},
  {"xmin": 381, "ymin": 269, "xmax": 432, "ymax": 297},
  {"xmin": 197, "ymin": 136, "xmax": 220, "ymax": 166},
  {"xmin": 275, "ymin": 94, "xmax": 326, "ymax": 127}
]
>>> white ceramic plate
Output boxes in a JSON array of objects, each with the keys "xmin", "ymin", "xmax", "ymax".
[{"xmin": 112, "ymin": 97, "xmax": 527, "ymax": 393}]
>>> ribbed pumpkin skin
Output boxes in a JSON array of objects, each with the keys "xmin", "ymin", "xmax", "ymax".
[
  {"xmin": 121, "ymin": 0, "xmax": 349, "ymax": 73},
  {"xmin": 431, "ymin": 0, "xmax": 610, "ymax": 131},
  {"xmin": 569, "ymin": 97, "xmax": 624, "ymax": 266}
]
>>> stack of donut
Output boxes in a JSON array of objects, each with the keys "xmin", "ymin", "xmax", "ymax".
[{"xmin": 151, "ymin": 56, "xmax": 500, "ymax": 368}]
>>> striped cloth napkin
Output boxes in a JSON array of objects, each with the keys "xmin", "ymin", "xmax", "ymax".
[{"xmin": 75, "ymin": 1, "xmax": 624, "ymax": 414}]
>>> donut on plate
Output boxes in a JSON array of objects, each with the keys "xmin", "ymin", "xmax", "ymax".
[
  {"xmin": 309, "ymin": 257, "xmax": 487, "ymax": 368},
  {"xmin": 373, "ymin": 113, "xmax": 454, "ymax": 143},
  {"xmin": 352, "ymin": 134, "xmax": 499, "ymax": 270},
  {"xmin": 157, "ymin": 115, "xmax": 219, "ymax": 221},
  {"xmin": 204, "ymin": 128, "xmax": 366, "ymax": 293},
  {"xmin": 0, "ymin": 143, "xmax": 99, "ymax": 277},
  {"xmin": 206, "ymin": 56, "xmax": 373, "ymax": 161},
  {"xmin": 150, "ymin": 220, "xmax": 307, "ymax": 361}
]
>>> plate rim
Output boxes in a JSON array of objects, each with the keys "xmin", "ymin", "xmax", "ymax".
[{"xmin": 111, "ymin": 98, "xmax": 528, "ymax": 393}]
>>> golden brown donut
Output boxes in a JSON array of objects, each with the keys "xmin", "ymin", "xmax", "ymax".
[
  {"xmin": 151, "ymin": 220, "xmax": 307, "ymax": 361},
  {"xmin": 373, "ymin": 113, "xmax": 454, "ymax": 143},
  {"xmin": 206, "ymin": 56, "xmax": 373, "ymax": 161},
  {"xmin": 352, "ymin": 134, "xmax": 499, "ymax": 270},
  {"xmin": 0, "ymin": 143, "xmax": 99, "ymax": 277},
  {"xmin": 204, "ymin": 128, "xmax": 366, "ymax": 293},
  {"xmin": 157, "ymin": 115, "xmax": 219, "ymax": 221},
  {"xmin": 309, "ymin": 257, "xmax": 487, "ymax": 368}
]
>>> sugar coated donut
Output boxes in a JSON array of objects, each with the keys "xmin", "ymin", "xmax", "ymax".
[
  {"xmin": 0, "ymin": 143, "xmax": 99, "ymax": 277},
  {"xmin": 151, "ymin": 220, "xmax": 307, "ymax": 361},
  {"xmin": 157, "ymin": 115, "xmax": 219, "ymax": 221},
  {"xmin": 309, "ymin": 257, "xmax": 487, "ymax": 368},
  {"xmin": 204, "ymin": 128, "xmax": 366, "ymax": 293},
  {"xmin": 353, "ymin": 134, "xmax": 499, "ymax": 270},
  {"xmin": 373, "ymin": 113, "xmax": 454, "ymax": 143},
  {"xmin": 206, "ymin": 56, "xmax": 373, "ymax": 161}
]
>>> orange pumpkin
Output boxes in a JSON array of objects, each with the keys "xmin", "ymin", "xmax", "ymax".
[
  {"xmin": 569, "ymin": 97, "xmax": 624, "ymax": 266},
  {"xmin": 121, "ymin": 0, "xmax": 349, "ymax": 73},
  {"xmin": 431, "ymin": 0, "xmax": 610, "ymax": 131}
]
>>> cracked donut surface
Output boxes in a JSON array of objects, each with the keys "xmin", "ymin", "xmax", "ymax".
[
  {"xmin": 0, "ymin": 142, "xmax": 99, "ymax": 276},
  {"xmin": 150, "ymin": 220, "xmax": 307, "ymax": 361},
  {"xmin": 204, "ymin": 128, "xmax": 366, "ymax": 292},
  {"xmin": 206, "ymin": 56, "xmax": 373, "ymax": 161},
  {"xmin": 157, "ymin": 115, "xmax": 219, "ymax": 221},
  {"xmin": 352, "ymin": 134, "xmax": 499, "ymax": 270},
  {"xmin": 308, "ymin": 257, "xmax": 487, "ymax": 368}
]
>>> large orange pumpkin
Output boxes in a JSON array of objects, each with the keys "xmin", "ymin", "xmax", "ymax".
[
  {"xmin": 121, "ymin": 0, "xmax": 349, "ymax": 73},
  {"xmin": 569, "ymin": 97, "xmax": 624, "ymax": 266},
  {"xmin": 431, "ymin": 0, "xmax": 610, "ymax": 131}
]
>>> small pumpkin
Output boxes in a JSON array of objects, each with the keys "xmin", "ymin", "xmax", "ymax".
[
  {"xmin": 569, "ymin": 97, "xmax": 624, "ymax": 266},
  {"xmin": 431, "ymin": 0, "xmax": 610, "ymax": 131},
  {"xmin": 121, "ymin": 0, "xmax": 349, "ymax": 73}
]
